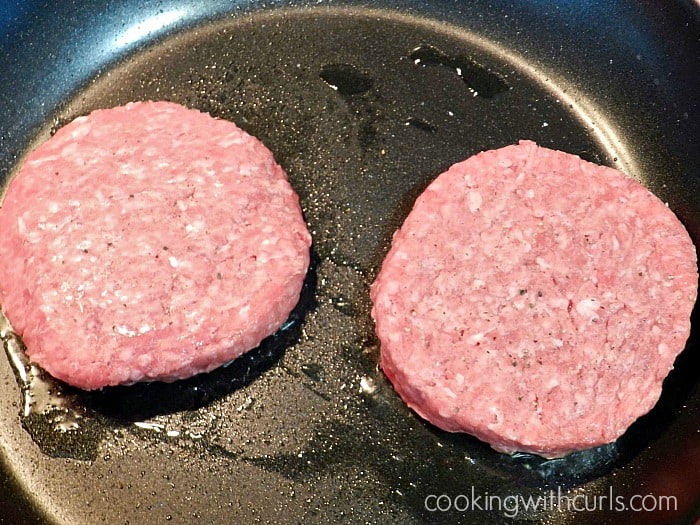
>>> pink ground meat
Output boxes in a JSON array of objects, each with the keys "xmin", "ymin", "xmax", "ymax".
[
  {"xmin": 0, "ymin": 101, "xmax": 311, "ymax": 390},
  {"xmin": 370, "ymin": 140, "xmax": 697, "ymax": 458}
]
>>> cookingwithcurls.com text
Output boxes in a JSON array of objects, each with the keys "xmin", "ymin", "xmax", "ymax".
[{"xmin": 424, "ymin": 486, "xmax": 677, "ymax": 518}]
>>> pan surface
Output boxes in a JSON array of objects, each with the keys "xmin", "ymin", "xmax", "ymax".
[{"xmin": 0, "ymin": 1, "xmax": 698, "ymax": 523}]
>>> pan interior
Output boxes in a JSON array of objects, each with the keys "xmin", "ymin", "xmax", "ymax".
[{"xmin": 0, "ymin": 6, "xmax": 698, "ymax": 525}]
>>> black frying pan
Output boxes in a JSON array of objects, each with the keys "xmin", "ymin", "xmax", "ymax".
[{"xmin": 0, "ymin": 1, "xmax": 698, "ymax": 524}]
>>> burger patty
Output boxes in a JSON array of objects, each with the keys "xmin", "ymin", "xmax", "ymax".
[
  {"xmin": 370, "ymin": 140, "xmax": 698, "ymax": 458},
  {"xmin": 0, "ymin": 101, "xmax": 311, "ymax": 390}
]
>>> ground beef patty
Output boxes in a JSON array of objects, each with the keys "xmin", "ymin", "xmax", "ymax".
[
  {"xmin": 0, "ymin": 101, "xmax": 311, "ymax": 390},
  {"xmin": 370, "ymin": 140, "xmax": 698, "ymax": 458}
]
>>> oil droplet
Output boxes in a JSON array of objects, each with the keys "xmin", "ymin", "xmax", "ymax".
[
  {"xmin": 236, "ymin": 396, "xmax": 255, "ymax": 412},
  {"xmin": 320, "ymin": 64, "xmax": 373, "ymax": 96},
  {"xmin": 409, "ymin": 44, "xmax": 509, "ymax": 98},
  {"xmin": 404, "ymin": 117, "xmax": 436, "ymax": 134},
  {"xmin": 300, "ymin": 362, "xmax": 323, "ymax": 382},
  {"xmin": 359, "ymin": 376, "xmax": 376, "ymax": 394},
  {"xmin": 134, "ymin": 421, "xmax": 166, "ymax": 433}
]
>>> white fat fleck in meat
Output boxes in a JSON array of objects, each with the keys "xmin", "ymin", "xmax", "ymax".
[
  {"xmin": 535, "ymin": 256, "xmax": 550, "ymax": 269},
  {"xmin": 39, "ymin": 304, "xmax": 53, "ymax": 315},
  {"xmin": 468, "ymin": 332, "xmax": 484, "ymax": 345},
  {"xmin": 611, "ymin": 235, "xmax": 620, "ymax": 250},
  {"xmin": 575, "ymin": 298, "xmax": 600, "ymax": 321},
  {"xmin": 76, "ymin": 239, "xmax": 92, "ymax": 251},
  {"xmin": 115, "ymin": 325, "xmax": 137, "ymax": 337},
  {"xmin": 238, "ymin": 305, "xmax": 251, "ymax": 319},
  {"xmin": 27, "ymin": 154, "xmax": 60, "ymax": 167},
  {"xmin": 94, "ymin": 189, "xmax": 109, "ymax": 206},
  {"xmin": 467, "ymin": 190, "xmax": 482, "ymax": 213},
  {"xmin": 544, "ymin": 377, "xmax": 560, "ymax": 390},
  {"xmin": 441, "ymin": 386, "xmax": 457, "ymax": 399},
  {"xmin": 60, "ymin": 142, "xmax": 79, "ymax": 159},
  {"xmin": 238, "ymin": 164, "xmax": 260, "ymax": 176},
  {"xmin": 216, "ymin": 135, "xmax": 247, "ymax": 147},
  {"xmin": 185, "ymin": 220, "xmax": 206, "ymax": 234}
]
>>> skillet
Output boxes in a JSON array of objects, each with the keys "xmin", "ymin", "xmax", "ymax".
[{"xmin": 0, "ymin": 0, "xmax": 698, "ymax": 523}]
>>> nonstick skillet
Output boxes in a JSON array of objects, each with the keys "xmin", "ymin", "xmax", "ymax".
[{"xmin": 0, "ymin": 1, "xmax": 698, "ymax": 524}]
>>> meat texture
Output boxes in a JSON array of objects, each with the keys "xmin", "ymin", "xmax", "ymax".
[
  {"xmin": 0, "ymin": 101, "xmax": 311, "ymax": 390},
  {"xmin": 370, "ymin": 140, "xmax": 697, "ymax": 458}
]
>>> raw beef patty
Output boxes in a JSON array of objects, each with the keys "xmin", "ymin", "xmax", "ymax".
[
  {"xmin": 370, "ymin": 140, "xmax": 697, "ymax": 458},
  {"xmin": 0, "ymin": 101, "xmax": 311, "ymax": 390}
]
